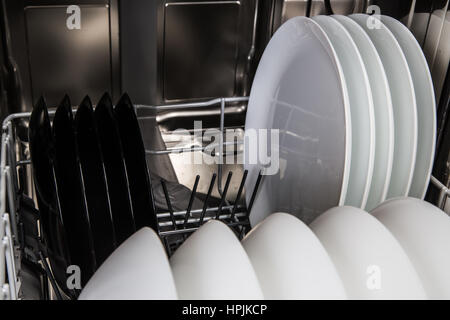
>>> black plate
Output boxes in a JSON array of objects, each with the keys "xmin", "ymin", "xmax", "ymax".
[
  {"xmin": 28, "ymin": 96, "xmax": 70, "ymax": 292},
  {"xmin": 53, "ymin": 95, "xmax": 96, "ymax": 284},
  {"xmin": 114, "ymin": 93, "xmax": 158, "ymax": 231},
  {"xmin": 75, "ymin": 96, "xmax": 116, "ymax": 265},
  {"xmin": 95, "ymin": 93, "xmax": 136, "ymax": 245}
]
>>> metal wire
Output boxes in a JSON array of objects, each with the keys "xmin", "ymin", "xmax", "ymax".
[
  {"xmin": 430, "ymin": 175, "xmax": 450, "ymax": 210},
  {"xmin": 0, "ymin": 125, "xmax": 18, "ymax": 300}
]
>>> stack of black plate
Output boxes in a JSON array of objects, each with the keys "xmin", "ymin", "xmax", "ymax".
[{"xmin": 29, "ymin": 93, "xmax": 158, "ymax": 293}]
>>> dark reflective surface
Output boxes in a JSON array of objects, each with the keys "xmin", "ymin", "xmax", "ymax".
[
  {"xmin": 75, "ymin": 96, "xmax": 116, "ymax": 265},
  {"xmin": 115, "ymin": 93, "xmax": 158, "ymax": 231},
  {"xmin": 29, "ymin": 97, "xmax": 54, "ymax": 223},
  {"xmin": 24, "ymin": 4, "xmax": 117, "ymax": 107},
  {"xmin": 163, "ymin": 1, "xmax": 240, "ymax": 100},
  {"xmin": 53, "ymin": 95, "xmax": 96, "ymax": 284},
  {"xmin": 428, "ymin": 64, "xmax": 450, "ymax": 204},
  {"xmin": 28, "ymin": 96, "xmax": 70, "ymax": 292},
  {"xmin": 95, "ymin": 93, "xmax": 136, "ymax": 245}
]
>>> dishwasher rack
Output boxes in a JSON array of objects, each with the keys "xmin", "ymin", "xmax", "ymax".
[
  {"xmin": 0, "ymin": 96, "xmax": 258, "ymax": 299},
  {"xmin": 1, "ymin": 95, "xmax": 449, "ymax": 300},
  {"xmin": 136, "ymin": 97, "xmax": 262, "ymax": 255}
]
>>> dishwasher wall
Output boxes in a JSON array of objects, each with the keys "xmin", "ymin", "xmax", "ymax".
[
  {"xmin": 3, "ymin": 0, "xmax": 447, "ymax": 110},
  {"xmin": 0, "ymin": 1, "xmax": 447, "ymax": 110}
]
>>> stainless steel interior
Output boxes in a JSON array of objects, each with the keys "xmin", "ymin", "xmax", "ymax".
[{"xmin": 0, "ymin": 0, "xmax": 449, "ymax": 300}]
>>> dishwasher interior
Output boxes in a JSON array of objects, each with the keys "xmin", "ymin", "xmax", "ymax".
[{"xmin": 0, "ymin": 0, "xmax": 449, "ymax": 300}]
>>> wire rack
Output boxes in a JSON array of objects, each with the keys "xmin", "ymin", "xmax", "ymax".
[
  {"xmin": 135, "ymin": 97, "xmax": 264, "ymax": 255},
  {"xmin": 157, "ymin": 168, "xmax": 263, "ymax": 255},
  {"xmin": 1, "ymin": 95, "xmax": 449, "ymax": 299},
  {"xmin": 0, "ymin": 96, "xmax": 262, "ymax": 299}
]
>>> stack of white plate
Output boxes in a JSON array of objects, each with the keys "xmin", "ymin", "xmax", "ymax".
[
  {"xmin": 78, "ymin": 199, "xmax": 450, "ymax": 299},
  {"xmin": 244, "ymin": 14, "xmax": 436, "ymax": 226},
  {"xmin": 242, "ymin": 199, "xmax": 450, "ymax": 299}
]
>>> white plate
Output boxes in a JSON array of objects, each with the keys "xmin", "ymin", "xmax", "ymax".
[
  {"xmin": 244, "ymin": 16, "xmax": 351, "ymax": 226},
  {"xmin": 371, "ymin": 198, "xmax": 450, "ymax": 299},
  {"xmin": 313, "ymin": 15, "xmax": 375, "ymax": 209},
  {"xmin": 332, "ymin": 15, "xmax": 394, "ymax": 211},
  {"xmin": 79, "ymin": 228, "xmax": 177, "ymax": 300},
  {"xmin": 242, "ymin": 212, "xmax": 347, "ymax": 299},
  {"xmin": 310, "ymin": 206, "xmax": 426, "ymax": 299},
  {"xmin": 170, "ymin": 220, "xmax": 263, "ymax": 300},
  {"xmin": 351, "ymin": 14, "xmax": 418, "ymax": 199},
  {"xmin": 381, "ymin": 15, "xmax": 436, "ymax": 199}
]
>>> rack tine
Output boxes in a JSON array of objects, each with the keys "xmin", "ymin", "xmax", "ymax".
[
  {"xmin": 161, "ymin": 179, "xmax": 177, "ymax": 230},
  {"xmin": 231, "ymin": 170, "xmax": 248, "ymax": 220},
  {"xmin": 247, "ymin": 170, "xmax": 263, "ymax": 218},
  {"xmin": 184, "ymin": 175, "xmax": 200, "ymax": 228},
  {"xmin": 216, "ymin": 171, "xmax": 233, "ymax": 219},
  {"xmin": 239, "ymin": 224, "xmax": 249, "ymax": 239},
  {"xmin": 39, "ymin": 251, "xmax": 63, "ymax": 300},
  {"xmin": 200, "ymin": 173, "xmax": 217, "ymax": 225},
  {"xmin": 163, "ymin": 237, "xmax": 172, "ymax": 257}
]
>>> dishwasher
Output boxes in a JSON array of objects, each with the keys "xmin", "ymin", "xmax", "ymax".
[{"xmin": 0, "ymin": 0, "xmax": 449, "ymax": 301}]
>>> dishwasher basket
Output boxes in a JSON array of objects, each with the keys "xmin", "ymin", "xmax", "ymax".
[
  {"xmin": 1, "ymin": 95, "xmax": 448, "ymax": 300},
  {"xmin": 0, "ymin": 96, "xmax": 267, "ymax": 299}
]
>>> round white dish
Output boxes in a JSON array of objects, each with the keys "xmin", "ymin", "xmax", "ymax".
[
  {"xmin": 332, "ymin": 15, "xmax": 394, "ymax": 211},
  {"xmin": 313, "ymin": 15, "xmax": 375, "ymax": 209},
  {"xmin": 170, "ymin": 220, "xmax": 263, "ymax": 300},
  {"xmin": 310, "ymin": 206, "xmax": 426, "ymax": 299},
  {"xmin": 79, "ymin": 228, "xmax": 178, "ymax": 300},
  {"xmin": 381, "ymin": 15, "xmax": 436, "ymax": 200},
  {"xmin": 351, "ymin": 14, "xmax": 418, "ymax": 199},
  {"xmin": 371, "ymin": 197, "xmax": 450, "ymax": 299},
  {"xmin": 242, "ymin": 212, "xmax": 347, "ymax": 299},
  {"xmin": 244, "ymin": 16, "xmax": 351, "ymax": 226}
]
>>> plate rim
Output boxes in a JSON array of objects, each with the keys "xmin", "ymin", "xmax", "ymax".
[
  {"xmin": 244, "ymin": 16, "xmax": 352, "ymax": 225},
  {"xmin": 351, "ymin": 13, "xmax": 418, "ymax": 198},
  {"xmin": 313, "ymin": 15, "xmax": 375, "ymax": 209},
  {"xmin": 380, "ymin": 15, "xmax": 437, "ymax": 199},
  {"xmin": 332, "ymin": 14, "xmax": 395, "ymax": 210}
]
